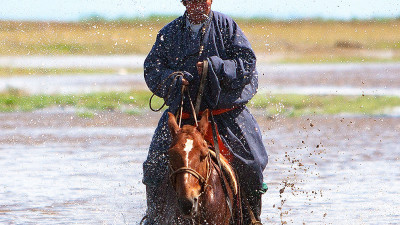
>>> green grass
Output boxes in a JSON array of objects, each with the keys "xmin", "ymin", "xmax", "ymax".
[
  {"xmin": 28, "ymin": 43, "xmax": 87, "ymax": 54},
  {"xmin": 250, "ymin": 94, "xmax": 400, "ymax": 117},
  {"xmin": 0, "ymin": 90, "xmax": 163, "ymax": 112},
  {"xmin": 76, "ymin": 111, "xmax": 95, "ymax": 118},
  {"xmin": 1, "ymin": 90, "xmax": 399, "ymax": 116},
  {"xmin": 277, "ymin": 55, "xmax": 400, "ymax": 64}
]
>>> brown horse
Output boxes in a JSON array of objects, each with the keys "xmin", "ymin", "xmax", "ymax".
[{"xmin": 161, "ymin": 109, "xmax": 240, "ymax": 224}]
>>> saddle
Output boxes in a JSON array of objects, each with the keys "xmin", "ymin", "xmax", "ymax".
[{"xmin": 208, "ymin": 149, "xmax": 238, "ymax": 195}]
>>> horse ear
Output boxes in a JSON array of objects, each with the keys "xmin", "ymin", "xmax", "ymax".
[
  {"xmin": 167, "ymin": 112, "xmax": 180, "ymax": 137},
  {"xmin": 197, "ymin": 109, "xmax": 209, "ymax": 137}
]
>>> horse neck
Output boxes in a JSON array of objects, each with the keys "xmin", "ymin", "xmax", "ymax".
[{"xmin": 197, "ymin": 159, "xmax": 233, "ymax": 224}]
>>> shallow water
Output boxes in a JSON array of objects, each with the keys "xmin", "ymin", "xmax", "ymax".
[
  {"xmin": 0, "ymin": 112, "xmax": 151, "ymax": 224},
  {"xmin": 0, "ymin": 55, "xmax": 146, "ymax": 69},
  {"xmin": 0, "ymin": 74, "xmax": 144, "ymax": 94},
  {"xmin": 1, "ymin": 111, "xmax": 399, "ymax": 224},
  {"xmin": 2, "ymin": 62, "xmax": 400, "ymax": 96}
]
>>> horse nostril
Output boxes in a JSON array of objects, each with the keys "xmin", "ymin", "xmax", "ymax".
[
  {"xmin": 192, "ymin": 197, "xmax": 199, "ymax": 213},
  {"xmin": 178, "ymin": 197, "xmax": 194, "ymax": 216}
]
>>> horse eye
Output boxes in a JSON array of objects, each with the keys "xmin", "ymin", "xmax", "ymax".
[{"xmin": 200, "ymin": 149, "xmax": 209, "ymax": 159}]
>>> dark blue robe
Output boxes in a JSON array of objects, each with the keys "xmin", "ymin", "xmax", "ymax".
[{"xmin": 143, "ymin": 11, "xmax": 268, "ymax": 192}]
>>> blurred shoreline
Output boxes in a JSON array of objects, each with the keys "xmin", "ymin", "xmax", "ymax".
[
  {"xmin": 1, "ymin": 19, "xmax": 399, "ymax": 63},
  {"xmin": 1, "ymin": 57, "xmax": 400, "ymax": 95},
  {"xmin": 1, "ymin": 18, "xmax": 399, "ymax": 115},
  {"xmin": 1, "ymin": 59, "xmax": 399, "ymax": 116}
]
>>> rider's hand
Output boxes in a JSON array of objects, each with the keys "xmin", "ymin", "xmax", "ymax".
[
  {"xmin": 182, "ymin": 78, "xmax": 189, "ymax": 86},
  {"xmin": 181, "ymin": 71, "xmax": 193, "ymax": 86}
]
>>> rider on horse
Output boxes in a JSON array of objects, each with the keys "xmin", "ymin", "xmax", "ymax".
[{"xmin": 143, "ymin": 0, "xmax": 268, "ymax": 223}]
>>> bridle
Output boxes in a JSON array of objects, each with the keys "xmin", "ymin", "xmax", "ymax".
[
  {"xmin": 169, "ymin": 150, "xmax": 212, "ymax": 194},
  {"xmin": 169, "ymin": 151, "xmax": 214, "ymax": 225}
]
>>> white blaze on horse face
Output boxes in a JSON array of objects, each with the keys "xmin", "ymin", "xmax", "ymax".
[{"xmin": 183, "ymin": 139, "xmax": 194, "ymax": 167}]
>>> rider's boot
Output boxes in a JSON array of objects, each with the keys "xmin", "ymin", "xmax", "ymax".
[{"xmin": 243, "ymin": 191, "xmax": 263, "ymax": 225}]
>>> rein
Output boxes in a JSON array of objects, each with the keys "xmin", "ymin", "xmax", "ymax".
[
  {"xmin": 148, "ymin": 72, "xmax": 198, "ymax": 127},
  {"xmin": 149, "ymin": 72, "xmax": 185, "ymax": 112}
]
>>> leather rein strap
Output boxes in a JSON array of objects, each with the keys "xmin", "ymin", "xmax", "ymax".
[
  {"xmin": 149, "ymin": 71, "xmax": 185, "ymax": 112},
  {"xmin": 194, "ymin": 60, "xmax": 223, "ymax": 189},
  {"xmin": 194, "ymin": 59, "xmax": 208, "ymax": 117},
  {"xmin": 210, "ymin": 113, "xmax": 233, "ymax": 217},
  {"xmin": 195, "ymin": 55, "xmax": 234, "ymax": 220}
]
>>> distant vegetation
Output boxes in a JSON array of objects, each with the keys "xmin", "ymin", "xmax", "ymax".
[
  {"xmin": 1, "ymin": 89, "xmax": 399, "ymax": 116},
  {"xmin": 80, "ymin": 14, "xmax": 181, "ymax": 24},
  {"xmin": 0, "ymin": 15, "xmax": 399, "ymax": 63},
  {"xmin": 251, "ymin": 94, "xmax": 400, "ymax": 117},
  {"xmin": 0, "ymin": 89, "xmax": 160, "ymax": 113},
  {"xmin": 79, "ymin": 14, "xmax": 400, "ymax": 24}
]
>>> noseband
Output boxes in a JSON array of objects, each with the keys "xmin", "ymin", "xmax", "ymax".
[{"xmin": 169, "ymin": 151, "xmax": 212, "ymax": 193}]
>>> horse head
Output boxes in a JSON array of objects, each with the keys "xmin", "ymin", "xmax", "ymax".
[{"xmin": 167, "ymin": 109, "xmax": 210, "ymax": 217}]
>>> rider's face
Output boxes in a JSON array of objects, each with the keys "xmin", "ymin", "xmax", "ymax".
[{"xmin": 183, "ymin": 0, "xmax": 212, "ymax": 24}]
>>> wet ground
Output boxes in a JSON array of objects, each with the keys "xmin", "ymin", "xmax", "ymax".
[{"xmin": 1, "ymin": 110, "xmax": 399, "ymax": 224}]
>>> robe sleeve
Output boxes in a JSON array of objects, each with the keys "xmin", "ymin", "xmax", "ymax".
[
  {"xmin": 205, "ymin": 19, "xmax": 258, "ymax": 109},
  {"xmin": 208, "ymin": 20, "xmax": 256, "ymax": 89},
  {"xmin": 144, "ymin": 31, "xmax": 193, "ymax": 111}
]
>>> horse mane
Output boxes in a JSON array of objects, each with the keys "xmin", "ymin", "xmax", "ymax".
[{"xmin": 209, "ymin": 150, "xmax": 238, "ymax": 195}]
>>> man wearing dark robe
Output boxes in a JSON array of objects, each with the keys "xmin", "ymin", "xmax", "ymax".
[{"xmin": 143, "ymin": 0, "xmax": 268, "ymax": 223}]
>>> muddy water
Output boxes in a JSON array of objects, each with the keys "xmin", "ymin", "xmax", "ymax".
[
  {"xmin": 1, "ymin": 110, "xmax": 399, "ymax": 224},
  {"xmin": 262, "ymin": 115, "xmax": 400, "ymax": 224}
]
